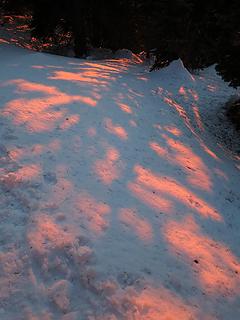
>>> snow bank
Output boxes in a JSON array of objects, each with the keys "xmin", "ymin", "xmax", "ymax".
[
  {"xmin": 87, "ymin": 48, "xmax": 143, "ymax": 63},
  {"xmin": 152, "ymin": 58, "xmax": 196, "ymax": 85},
  {"xmin": 0, "ymin": 42, "xmax": 240, "ymax": 319}
]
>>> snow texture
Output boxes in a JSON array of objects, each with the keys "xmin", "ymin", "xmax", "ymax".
[{"xmin": 0, "ymin": 40, "xmax": 240, "ymax": 320}]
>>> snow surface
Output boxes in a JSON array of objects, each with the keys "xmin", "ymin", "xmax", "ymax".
[{"xmin": 0, "ymin": 43, "xmax": 240, "ymax": 320}]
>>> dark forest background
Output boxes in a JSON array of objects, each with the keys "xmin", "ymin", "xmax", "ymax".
[{"xmin": 1, "ymin": 0, "xmax": 240, "ymax": 88}]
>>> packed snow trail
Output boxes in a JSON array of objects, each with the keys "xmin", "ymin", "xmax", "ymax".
[{"xmin": 0, "ymin": 44, "xmax": 240, "ymax": 320}]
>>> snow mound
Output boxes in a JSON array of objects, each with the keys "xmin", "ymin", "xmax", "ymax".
[
  {"xmin": 154, "ymin": 59, "xmax": 196, "ymax": 84},
  {"xmin": 114, "ymin": 49, "xmax": 144, "ymax": 63},
  {"xmin": 87, "ymin": 48, "xmax": 113, "ymax": 60},
  {"xmin": 87, "ymin": 48, "xmax": 143, "ymax": 63},
  {"xmin": 114, "ymin": 49, "xmax": 134, "ymax": 59}
]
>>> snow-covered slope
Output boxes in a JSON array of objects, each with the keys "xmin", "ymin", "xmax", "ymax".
[{"xmin": 0, "ymin": 44, "xmax": 240, "ymax": 320}]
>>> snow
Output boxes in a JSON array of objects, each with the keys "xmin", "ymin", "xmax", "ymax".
[{"xmin": 0, "ymin": 42, "xmax": 240, "ymax": 320}]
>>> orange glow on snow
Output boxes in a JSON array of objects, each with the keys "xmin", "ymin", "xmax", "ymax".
[
  {"xmin": 0, "ymin": 38, "xmax": 10, "ymax": 44},
  {"xmin": 179, "ymin": 86, "xmax": 187, "ymax": 96},
  {"xmin": 163, "ymin": 135, "xmax": 212, "ymax": 191},
  {"xmin": 29, "ymin": 144, "xmax": 45, "ymax": 155},
  {"xmin": 164, "ymin": 126, "xmax": 182, "ymax": 137},
  {"xmin": 93, "ymin": 147, "xmax": 123, "ymax": 185},
  {"xmin": 207, "ymin": 84, "xmax": 217, "ymax": 92},
  {"xmin": 129, "ymin": 120, "xmax": 137, "ymax": 127},
  {"xmin": 49, "ymin": 60, "xmax": 131, "ymax": 91},
  {"xmin": 164, "ymin": 97, "xmax": 193, "ymax": 132},
  {"xmin": 8, "ymin": 148, "xmax": 25, "ymax": 161},
  {"xmin": 28, "ymin": 215, "xmax": 75, "ymax": 255},
  {"xmin": 214, "ymin": 168, "xmax": 229, "ymax": 181},
  {"xmin": 31, "ymin": 65, "xmax": 45, "ymax": 69},
  {"xmin": 76, "ymin": 192, "xmax": 111, "ymax": 236},
  {"xmin": 49, "ymin": 70, "xmax": 112, "ymax": 86},
  {"xmin": 128, "ymin": 182, "xmax": 173, "ymax": 214},
  {"xmin": 149, "ymin": 141, "xmax": 167, "ymax": 157},
  {"xmin": 130, "ymin": 165, "xmax": 221, "ymax": 221},
  {"xmin": 48, "ymin": 139, "xmax": 62, "ymax": 152},
  {"xmin": 84, "ymin": 62, "xmax": 123, "ymax": 72},
  {"xmin": 160, "ymin": 88, "xmax": 219, "ymax": 161},
  {"xmin": 128, "ymin": 286, "xmax": 196, "ymax": 320},
  {"xmin": 2, "ymin": 79, "xmax": 95, "ymax": 132},
  {"xmin": 199, "ymin": 140, "xmax": 219, "ymax": 161},
  {"xmin": 192, "ymin": 104, "xmax": 204, "ymax": 131},
  {"xmin": 14, "ymin": 164, "xmax": 42, "ymax": 181},
  {"xmin": 164, "ymin": 216, "xmax": 240, "ymax": 294},
  {"xmin": 59, "ymin": 114, "xmax": 80, "ymax": 130},
  {"xmin": 137, "ymin": 75, "xmax": 148, "ymax": 81},
  {"xmin": 119, "ymin": 208, "xmax": 153, "ymax": 243},
  {"xmin": 104, "ymin": 118, "xmax": 128, "ymax": 140},
  {"xmin": 8, "ymin": 78, "xmax": 97, "ymax": 107},
  {"xmin": 150, "ymin": 136, "xmax": 212, "ymax": 192},
  {"xmin": 117, "ymin": 103, "xmax": 133, "ymax": 114},
  {"xmin": 188, "ymin": 89, "xmax": 199, "ymax": 102},
  {"xmin": 9, "ymin": 140, "xmax": 61, "ymax": 160}
]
